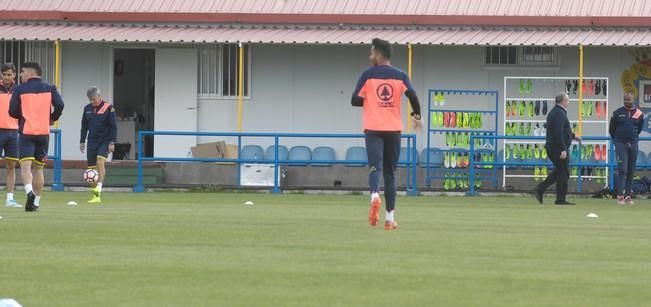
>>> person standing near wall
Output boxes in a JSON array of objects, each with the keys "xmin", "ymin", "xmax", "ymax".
[
  {"xmin": 609, "ymin": 93, "xmax": 644, "ymax": 205},
  {"xmin": 351, "ymin": 38, "xmax": 423, "ymax": 230},
  {"xmin": 80, "ymin": 86, "xmax": 116, "ymax": 204},
  {"xmin": 0, "ymin": 63, "xmax": 20, "ymax": 208},
  {"xmin": 535, "ymin": 93, "xmax": 580, "ymax": 205},
  {"xmin": 9, "ymin": 62, "xmax": 64, "ymax": 212}
]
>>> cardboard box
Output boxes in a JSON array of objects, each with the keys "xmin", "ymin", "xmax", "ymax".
[
  {"xmin": 191, "ymin": 141, "xmax": 239, "ymax": 159},
  {"xmin": 216, "ymin": 142, "xmax": 239, "ymax": 159}
]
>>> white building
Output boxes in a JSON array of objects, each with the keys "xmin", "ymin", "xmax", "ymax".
[{"xmin": 0, "ymin": 0, "xmax": 649, "ymax": 163}]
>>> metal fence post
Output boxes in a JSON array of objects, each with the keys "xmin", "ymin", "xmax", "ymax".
[
  {"xmin": 133, "ymin": 131, "xmax": 145, "ymax": 192},
  {"xmin": 609, "ymin": 140, "xmax": 615, "ymax": 192},
  {"xmin": 468, "ymin": 135, "xmax": 476, "ymax": 195},
  {"xmin": 272, "ymin": 136, "xmax": 281, "ymax": 194},
  {"xmin": 577, "ymin": 141, "xmax": 582, "ymax": 193},
  {"xmin": 51, "ymin": 129, "xmax": 64, "ymax": 191},
  {"xmin": 407, "ymin": 135, "xmax": 419, "ymax": 196}
]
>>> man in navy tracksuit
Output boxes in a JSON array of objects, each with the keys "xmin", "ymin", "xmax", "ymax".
[
  {"xmin": 80, "ymin": 86, "xmax": 117, "ymax": 203},
  {"xmin": 609, "ymin": 93, "xmax": 644, "ymax": 205},
  {"xmin": 535, "ymin": 93, "xmax": 579, "ymax": 205},
  {"xmin": 9, "ymin": 62, "xmax": 64, "ymax": 212}
]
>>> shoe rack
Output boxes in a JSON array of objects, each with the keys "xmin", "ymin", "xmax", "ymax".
[
  {"xmin": 502, "ymin": 77, "xmax": 609, "ymax": 189},
  {"xmin": 426, "ymin": 89, "xmax": 499, "ymax": 191}
]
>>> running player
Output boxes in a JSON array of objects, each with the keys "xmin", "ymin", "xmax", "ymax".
[
  {"xmin": 9, "ymin": 62, "xmax": 64, "ymax": 212},
  {"xmin": 0, "ymin": 63, "xmax": 20, "ymax": 208},
  {"xmin": 351, "ymin": 38, "xmax": 423, "ymax": 230},
  {"xmin": 80, "ymin": 86, "xmax": 116, "ymax": 203}
]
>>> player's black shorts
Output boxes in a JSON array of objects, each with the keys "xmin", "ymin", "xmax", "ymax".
[
  {"xmin": 0, "ymin": 129, "xmax": 18, "ymax": 161},
  {"xmin": 19, "ymin": 134, "xmax": 49, "ymax": 166},
  {"xmin": 87, "ymin": 141, "xmax": 110, "ymax": 167}
]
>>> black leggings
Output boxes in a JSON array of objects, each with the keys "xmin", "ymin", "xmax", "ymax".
[{"xmin": 365, "ymin": 131, "xmax": 401, "ymax": 212}]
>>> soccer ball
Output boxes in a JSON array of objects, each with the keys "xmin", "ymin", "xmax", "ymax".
[{"xmin": 83, "ymin": 169, "xmax": 99, "ymax": 183}]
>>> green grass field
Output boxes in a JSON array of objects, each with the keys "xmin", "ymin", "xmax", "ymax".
[{"xmin": 1, "ymin": 192, "xmax": 650, "ymax": 306}]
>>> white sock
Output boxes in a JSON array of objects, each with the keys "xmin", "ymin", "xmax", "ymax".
[
  {"xmin": 25, "ymin": 184, "xmax": 33, "ymax": 194},
  {"xmin": 34, "ymin": 195, "xmax": 40, "ymax": 206},
  {"xmin": 386, "ymin": 210, "xmax": 394, "ymax": 222},
  {"xmin": 97, "ymin": 182, "xmax": 103, "ymax": 192},
  {"xmin": 7, "ymin": 193, "xmax": 13, "ymax": 201},
  {"xmin": 371, "ymin": 192, "xmax": 380, "ymax": 200}
]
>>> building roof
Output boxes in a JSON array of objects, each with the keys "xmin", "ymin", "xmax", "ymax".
[
  {"xmin": 0, "ymin": 0, "xmax": 650, "ymax": 27},
  {"xmin": 0, "ymin": 0, "xmax": 647, "ymax": 16},
  {"xmin": 3, "ymin": 22, "xmax": 650, "ymax": 46},
  {"xmin": 0, "ymin": 0, "xmax": 649, "ymax": 46}
]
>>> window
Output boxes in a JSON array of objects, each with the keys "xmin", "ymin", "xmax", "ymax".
[
  {"xmin": 485, "ymin": 47, "xmax": 517, "ymax": 65},
  {"xmin": 521, "ymin": 46, "xmax": 556, "ymax": 65},
  {"xmin": 485, "ymin": 46, "xmax": 558, "ymax": 66},
  {"xmin": 198, "ymin": 44, "xmax": 250, "ymax": 97},
  {"xmin": 0, "ymin": 41, "xmax": 55, "ymax": 83}
]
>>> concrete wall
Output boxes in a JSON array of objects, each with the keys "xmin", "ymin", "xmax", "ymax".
[
  {"xmin": 198, "ymin": 45, "xmax": 641, "ymax": 152},
  {"xmin": 60, "ymin": 42, "xmax": 113, "ymax": 160},
  {"xmin": 57, "ymin": 43, "xmax": 646, "ymax": 161}
]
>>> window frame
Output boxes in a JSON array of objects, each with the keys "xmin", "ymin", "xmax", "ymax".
[
  {"xmin": 0, "ymin": 41, "xmax": 55, "ymax": 84},
  {"xmin": 484, "ymin": 46, "xmax": 560, "ymax": 69},
  {"xmin": 197, "ymin": 43, "xmax": 251, "ymax": 100}
]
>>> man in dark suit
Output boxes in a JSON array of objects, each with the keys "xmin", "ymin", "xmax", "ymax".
[{"xmin": 535, "ymin": 93, "xmax": 580, "ymax": 205}]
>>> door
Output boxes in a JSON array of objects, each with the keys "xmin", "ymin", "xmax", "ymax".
[{"xmin": 154, "ymin": 48, "xmax": 198, "ymax": 157}]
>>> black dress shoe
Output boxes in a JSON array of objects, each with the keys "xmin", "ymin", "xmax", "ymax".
[
  {"xmin": 555, "ymin": 201, "xmax": 575, "ymax": 205},
  {"xmin": 25, "ymin": 192, "xmax": 36, "ymax": 212},
  {"xmin": 535, "ymin": 188, "xmax": 543, "ymax": 204}
]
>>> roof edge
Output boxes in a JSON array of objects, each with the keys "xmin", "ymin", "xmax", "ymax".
[{"xmin": 1, "ymin": 11, "xmax": 651, "ymax": 27}]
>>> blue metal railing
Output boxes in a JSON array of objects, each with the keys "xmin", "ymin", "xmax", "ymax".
[
  {"xmin": 133, "ymin": 131, "xmax": 419, "ymax": 195},
  {"xmin": 49, "ymin": 128, "xmax": 63, "ymax": 191},
  {"xmin": 467, "ymin": 135, "xmax": 651, "ymax": 194}
]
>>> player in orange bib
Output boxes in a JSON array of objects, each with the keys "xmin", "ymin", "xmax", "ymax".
[
  {"xmin": 9, "ymin": 62, "xmax": 64, "ymax": 212},
  {"xmin": 0, "ymin": 63, "xmax": 20, "ymax": 208},
  {"xmin": 351, "ymin": 38, "xmax": 423, "ymax": 230}
]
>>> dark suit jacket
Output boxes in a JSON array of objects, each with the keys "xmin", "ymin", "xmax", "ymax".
[{"xmin": 545, "ymin": 105, "xmax": 574, "ymax": 155}]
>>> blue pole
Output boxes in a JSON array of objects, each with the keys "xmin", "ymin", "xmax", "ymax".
[
  {"xmin": 468, "ymin": 135, "xmax": 476, "ymax": 195},
  {"xmin": 577, "ymin": 142, "xmax": 582, "ymax": 193},
  {"xmin": 426, "ymin": 91, "xmax": 432, "ymax": 187},
  {"xmin": 237, "ymin": 136, "xmax": 242, "ymax": 187},
  {"xmin": 272, "ymin": 136, "xmax": 281, "ymax": 194},
  {"xmin": 409, "ymin": 136, "xmax": 413, "ymax": 192},
  {"xmin": 408, "ymin": 135, "xmax": 419, "ymax": 196},
  {"xmin": 609, "ymin": 140, "xmax": 615, "ymax": 192},
  {"xmin": 51, "ymin": 129, "xmax": 64, "ymax": 191},
  {"xmin": 133, "ymin": 131, "xmax": 145, "ymax": 192}
]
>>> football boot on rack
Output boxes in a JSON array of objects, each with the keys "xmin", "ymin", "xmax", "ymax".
[
  {"xmin": 527, "ymin": 100, "xmax": 534, "ymax": 117},
  {"xmin": 565, "ymin": 80, "xmax": 572, "ymax": 93},
  {"xmin": 534, "ymin": 100, "xmax": 540, "ymax": 116},
  {"xmin": 572, "ymin": 80, "xmax": 579, "ymax": 94}
]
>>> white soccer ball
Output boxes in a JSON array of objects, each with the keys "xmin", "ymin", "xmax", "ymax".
[{"xmin": 83, "ymin": 169, "xmax": 99, "ymax": 183}]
